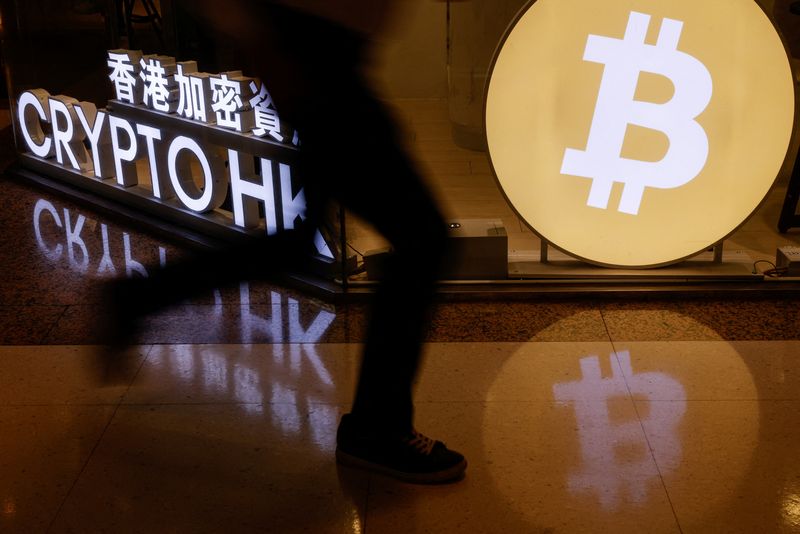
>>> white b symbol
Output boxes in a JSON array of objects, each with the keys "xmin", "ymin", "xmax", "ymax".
[{"xmin": 561, "ymin": 11, "xmax": 713, "ymax": 215}]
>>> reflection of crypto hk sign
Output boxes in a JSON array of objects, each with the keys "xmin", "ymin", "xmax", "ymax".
[
  {"xmin": 561, "ymin": 12, "xmax": 712, "ymax": 216},
  {"xmin": 486, "ymin": 0, "xmax": 795, "ymax": 267}
]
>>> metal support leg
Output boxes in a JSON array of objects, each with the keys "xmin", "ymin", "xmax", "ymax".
[
  {"xmin": 779, "ymin": 155, "xmax": 800, "ymax": 233},
  {"xmin": 713, "ymin": 241, "xmax": 724, "ymax": 263},
  {"xmin": 339, "ymin": 203, "xmax": 349, "ymax": 291}
]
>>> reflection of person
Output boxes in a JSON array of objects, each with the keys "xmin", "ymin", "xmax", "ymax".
[{"xmin": 102, "ymin": 0, "xmax": 467, "ymax": 483}]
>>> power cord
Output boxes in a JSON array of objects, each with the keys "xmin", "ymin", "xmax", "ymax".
[
  {"xmin": 347, "ymin": 243, "xmax": 365, "ymax": 258},
  {"xmin": 346, "ymin": 243, "xmax": 366, "ymax": 274},
  {"xmin": 752, "ymin": 259, "xmax": 788, "ymax": 277}
]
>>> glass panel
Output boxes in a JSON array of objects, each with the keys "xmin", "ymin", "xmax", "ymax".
[
  {"xmin": 3, "ymin": 0, "xmax": 799, "ymax": 288},
  {"xmin": 347, "ymin": 0, "xmax": 800, "ymax": 284}
]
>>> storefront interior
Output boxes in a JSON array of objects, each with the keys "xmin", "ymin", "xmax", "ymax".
[{"xmin": 2, "ymin": 0, "xmax": 800, "ymax": 295}]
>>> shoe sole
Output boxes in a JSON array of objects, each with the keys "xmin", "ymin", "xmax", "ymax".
[{"xmin": 335, "ymin": 449, "xmax": 467, "ymax": 484}]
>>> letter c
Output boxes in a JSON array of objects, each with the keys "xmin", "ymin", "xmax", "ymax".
[
  {"xmin": 18, "ymin": 90, "xmax": 54, "ymax": 158},
  {"xmin": 33, "ymin": 199, "xmax": 63, "ymax": 261}
]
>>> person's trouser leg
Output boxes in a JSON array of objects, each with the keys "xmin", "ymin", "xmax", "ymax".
[{"xmin": 294, "ymin": 81, "xmax": 449, "ymax": 435}]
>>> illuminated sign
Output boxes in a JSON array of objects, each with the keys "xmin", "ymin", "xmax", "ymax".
[
  {"xmin": 16, "ymin": 50, "xmax": 333, "ymax": 259},
  {"xmin": 485, "ymin": 0, "xmax": 795, "ymax": 267}
]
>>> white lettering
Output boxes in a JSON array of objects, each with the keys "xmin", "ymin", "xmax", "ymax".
[
  {"xmin": 33, "ymin": 199, "xmax": 63, "ymax": 260},
  {"xmin": 97, "ymin": 223, "xmax": 116, "ymax": 276},
  {"xmin": 136, "ymin": 124, "xmax": 175, "ymax": 199},
  {"xmin": 210, "ymin": 73, "xmax": 254, "ymax": 132},
  {"xmin": 139, "ymin": 55, "xmax": 177, "ymax": 113},
  {"xmin": 279, "ymin": 163, "xmax": 306, "ymax": 229},
  {"xmin": 64, "ymin": 209, "xmax": 89, "ymax": 273},
  {"xmin": 19, "ymin": 65, "xmax": 308, "ymax": 252},
  {"xmin": 109, "ymin": 116, "xmax": 140, "ymax": 186},
  {"xmin": 240, "ymin": 283, "xmax": 283, "ymax": 342},
  {"xmin": 249, "ymin": 80, "xmax": 284, "ymax": 141},
  {"xmin": 32, "ymin": 201, "xmax": 173, "ymax": 279},
  {"xmin": 228, "ymin": 149, "xmax": 277, "ymax": 233},
  {"xmin": 108, "ymin": 50, "xmax": 143, "ymax": 104},
  {"xmin": 167, "ymin": 136, "xmax": 225, "ymax": 212},
  {"xmin": 49, "ymin": 96, "xmax": 91, "ymax": 172},
  {"xmin": 314, "ymin": 229, "xmax": 334, "ymax": 259},
  {"xmin": 18, "ymin": 90, "xmax": 54, "ymax": 158},
  {"xmin": 123, "ymin": 232, "xmax": 148, "ymax": 277},
  {"xmin": 190, "ymin": 74, "xmax": 214, "ymax": 123},
  {"xmin": 75, "ymin": 103, "xmax": 115, "ymax": 179}
]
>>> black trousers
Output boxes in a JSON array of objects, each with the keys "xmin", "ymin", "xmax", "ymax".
[{"xmin": 125, "ymin": 3, "xmax": 448, "ymax": 434}]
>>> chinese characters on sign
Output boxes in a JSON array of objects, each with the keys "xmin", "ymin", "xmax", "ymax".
[{"xmin": 108, "ymin": 49, "xmax": 296, "ymax": 142}]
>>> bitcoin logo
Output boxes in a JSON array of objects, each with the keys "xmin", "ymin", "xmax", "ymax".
[
  {"xmin": 485, "ymin": 0, "xmax": 794, "ymax": 267},
  {"xmin": 561, "ymin": 12, "xmax": 713, "ymax": 216}
]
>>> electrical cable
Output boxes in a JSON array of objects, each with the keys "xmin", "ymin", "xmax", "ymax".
[
  {"xmin": 752, "ymin": 259, "xmax": 788, "ymax": 277},
  {"xmin": 343, "ymin": 243, "xmax": 366, "ymax": 276},
  {"xmin": 347, "ymin": 243, "xmax": 365, "ymax": 258}
]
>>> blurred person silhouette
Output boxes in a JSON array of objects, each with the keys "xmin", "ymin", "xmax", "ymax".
[{"xmin": 101, "ymin": 0, "xmax": 467, "ymax": 483}]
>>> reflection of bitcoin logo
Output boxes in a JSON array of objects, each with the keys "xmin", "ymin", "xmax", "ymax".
[
  {"xmin": 561, "ymin": 12, "xmax": 713, "ymax": 215},
  {"xmin": 552, "ymin": 351, "xmax": 685, "ymax": 509},
  {"xmin": 484, "ymin": 340, "xmax": 759, "ymax": 529}
]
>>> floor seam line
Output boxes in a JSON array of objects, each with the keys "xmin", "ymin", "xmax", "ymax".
[
  {"xmin": 118, "ymin": 344, "xmax": 155, "ymax": 404},
  {"xmin": 39, "ymin": 305, "xmax": 70, "ymax": 344},
  {"xmin": 611, "ymin": 343, "xmax": 685, "ymax": 534},
  {"xmin": 45, "ymin": 344, "xmax": 150, "ymax": 532},
  {"xmin": 44, "ymin": 398, "xmax": 125, "ymax": 533},
  {"xmin": 599, "ymin": 308, "xmax": 614, "ymax": 344}
]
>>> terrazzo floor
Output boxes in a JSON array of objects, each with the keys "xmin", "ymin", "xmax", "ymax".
[
  {"xmin": 2, "ymin": 340, "xmax": 800, "ymax": 533},
  {"xmin": 3, "ymin": 174, "xmax": 800, "ymax": 533}
]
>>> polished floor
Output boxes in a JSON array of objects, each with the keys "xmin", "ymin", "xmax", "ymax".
[
  {"xmin": 3, "ymin": 340, "xmax": 800, "ymax": 533},
  {"xmin": 2, "ymin": 106, "xmax": 800, "ymax": 533}
]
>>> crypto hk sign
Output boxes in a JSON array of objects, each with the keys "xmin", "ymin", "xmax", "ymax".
[
  {"xmin": 16, "ymin": 50, "xmax": 335, "ymax": 260},
  {"xmin": 486, "ymin": 0, "xmax": 795, "ymax": 267}
]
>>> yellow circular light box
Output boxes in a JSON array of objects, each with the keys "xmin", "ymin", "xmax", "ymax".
[{"xmin": 485, "ymin": 0, "xmax": 795, "ymax": 268}]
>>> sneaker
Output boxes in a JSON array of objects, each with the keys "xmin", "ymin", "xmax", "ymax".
[{"xmin": 335, "ymin": 413, "xmax": 467, "ymax": 484}]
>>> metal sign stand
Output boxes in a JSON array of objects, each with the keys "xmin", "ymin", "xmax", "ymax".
[
  {"xmin": 538, "ymin": 239, "xmax": 725, "ymax": 265},
  {"xmin": 779, "ymin": 155, "xmax": 800, "ymax": 233}
]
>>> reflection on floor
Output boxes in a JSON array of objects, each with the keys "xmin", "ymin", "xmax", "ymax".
[
  {"xmin": 2, "ymin": 340, "xmax": 800, "ymax": 533},
  {"xmin": 1, "ymin": 175, "xmax": 800, "ymax": 533},
  {"xmin": 3, "ymin": 109, "xmax": 800, "ymax": 533}
]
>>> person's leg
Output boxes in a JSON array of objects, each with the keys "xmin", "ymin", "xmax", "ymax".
[
  {"xmin": 277, "ymin": 27, "xmax": 465, "ymax": 480},
  {"xmin": 106, "ymin": 1, "xmax": 466, "ymax": 481},
  {"xmin": 286, "ymin": 73, "xmax": 444, "ymax": 428},
  {"xmin": 236, "ymin": 6, "xmax": 449, "ymax": 435}
]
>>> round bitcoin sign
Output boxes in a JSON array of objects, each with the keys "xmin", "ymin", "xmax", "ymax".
[{"xmin": 485, "ymin": 0, "xmax": 795, "ymax": 267}]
